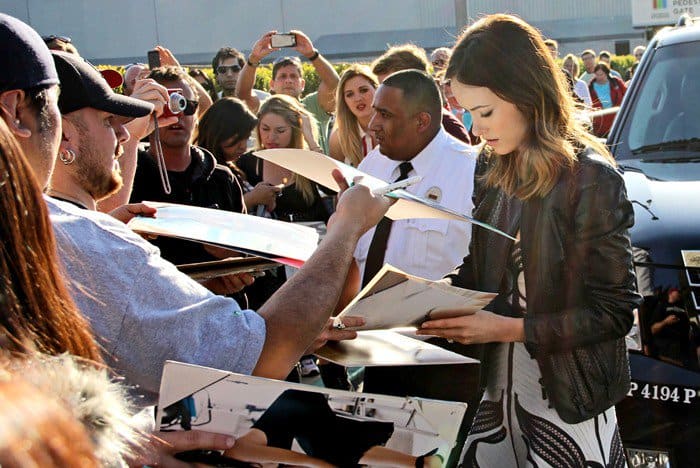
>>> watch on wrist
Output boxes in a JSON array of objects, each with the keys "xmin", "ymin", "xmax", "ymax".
[
  {"xmin": 307, "ymin": 49, "xmax": 320, "ymax": 61},
  {"xmin": 247, "ymin": 56, "xmax": 259, "ymax": 67}
]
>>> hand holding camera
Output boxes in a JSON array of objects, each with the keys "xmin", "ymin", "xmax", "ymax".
[
  {"xmin": 124, "ymin": 79, "xmax": 177, "ymax": 140},
  {"xmin": 270, "ymin": 33, "xmax": 296, "ymax": 48},
  {"xmin": 288, "ymin": 29, "xmax": 315, "ymax": 58},
  {"xmin": 249, "ymin": 31, "xmax": 280, "ymax": 65},
  {"xmin": 163, "ymin": 88, "xmax": 186, "ymax": 118},
  {"xmin": 147, "ymin": 45, "xmax": 182, "ymax": 70},
  {"xmin": 162, "ymin": 88, "xmax": 198, "ymax": 119}
]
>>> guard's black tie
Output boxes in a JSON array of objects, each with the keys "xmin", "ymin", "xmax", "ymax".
[{"xmin": 361, "ymin": 161, "xmax": 413, "ymax": 286}]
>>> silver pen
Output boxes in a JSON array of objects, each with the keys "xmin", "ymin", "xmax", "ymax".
[{"xmin": 371, "ymin": 176, "xmax": 423, "ymax": 196}]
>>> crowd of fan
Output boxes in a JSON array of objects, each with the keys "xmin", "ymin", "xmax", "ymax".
[{"xmin": 0, "ymin": 12, "xmax": 660, "ymax": 467}]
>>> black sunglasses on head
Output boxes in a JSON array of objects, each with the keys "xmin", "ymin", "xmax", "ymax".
[
  {"xmin": 43, "ymin": 34, "xmax": 72, "ymax": 43},
  {"xmin": 183, "ymin": 99, "xmax": 199, "ymax": 116},
  {"xmin": 216, "ymin": 65, "xmax": 241, "ymax": 74}
]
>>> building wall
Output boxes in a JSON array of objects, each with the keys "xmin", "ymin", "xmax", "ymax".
[
  {"xmin": 1, "ymin": 0, "xmax": 645, "ymax": 64},
  {"xmin": 466, "ymin": 0, "xmax": 646, "ymax": 56},
  {"xmin": 466, "ymin": 0, "xmax": 632, "ymax": 21}
]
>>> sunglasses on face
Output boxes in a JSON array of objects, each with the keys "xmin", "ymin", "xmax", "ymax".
[
  {"xmin": 43, "ymin": 34, "xmax": 72, "ymax": 43},
  {"xmin": 217, "ymin": 65, "xmax": 241, "ymax": 74},
  {"xmin": 183, "ymin": 99, "xmax": 199, "ymax": 116}
]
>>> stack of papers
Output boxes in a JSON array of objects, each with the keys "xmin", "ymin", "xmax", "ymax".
[
  {"xmin": 316, "ymin": 264, "xmax": 495, "ymax": 367},
  {"xmin": 337, "ymin": 264, "xmax": 497, "ymax": 331},
  {"xmin": 177, "ymin": 257, "xmax": 280, "ymax": 280},
  {"xmin": 127, "ymin": 202, "xmax": 319, "ymax": 268}
]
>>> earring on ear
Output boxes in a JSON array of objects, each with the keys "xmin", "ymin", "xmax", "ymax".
[
  {"xmin": 14, "ymin": 119, "xmax": 20, "ymax": 126},
  {"xmin": 59, "ymin": 149, "xmax": 76, "ymax": 165}
]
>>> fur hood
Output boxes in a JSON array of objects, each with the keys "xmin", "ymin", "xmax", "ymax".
[{"xmin": 7, "ymin": 353, "xmax": 151, "ymax": 467}]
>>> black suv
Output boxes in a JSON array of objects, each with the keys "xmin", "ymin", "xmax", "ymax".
[{"xmin": 607, "ymin": 16, "xmax": 700, "ymax": 468}]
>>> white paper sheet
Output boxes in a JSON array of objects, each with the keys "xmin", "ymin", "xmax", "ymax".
[
  {"xmin": 315, "ymin": 330, "xmax": 480, "ymax": 367},
  {"xmin": 337, "ymin": 264, "xmax": 497, "ymax": 331},
  {"xmin": 127, "ymin": 202, "xmax": 319, "ymax": 263},
  {"xmin": 254, "ymin": 148, "xmax": 516, "ymax": 240}
]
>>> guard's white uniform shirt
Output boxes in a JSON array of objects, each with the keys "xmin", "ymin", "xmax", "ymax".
[{"xmin": 354, "ymin": 128, "xmax": 476, "ymax": 281}]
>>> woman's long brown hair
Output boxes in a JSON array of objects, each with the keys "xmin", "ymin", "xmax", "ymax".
[
  {"xmin": 0, "ymin": 376, "xmax": 98, "ymax": 467},
  {"xmin": 447, "ymin": 14, "xmax": 613, "ymax": 200},
  {"xmin": 0, "ymin": 118, "xmax": 102, "ymax": 362}
]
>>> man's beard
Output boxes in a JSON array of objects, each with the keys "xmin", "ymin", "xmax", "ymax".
[{"xmin": 75, "ymin": 140, "xmax": 123, "ymax": 202}]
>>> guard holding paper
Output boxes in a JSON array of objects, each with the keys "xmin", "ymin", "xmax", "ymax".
[{"xmin": 334, "ymin": 71, "xmax": 480, "ymax": 431}]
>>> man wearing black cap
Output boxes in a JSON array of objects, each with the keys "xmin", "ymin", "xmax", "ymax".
[
  {"xmin": 47, "ymin": 51, "xmax": 157, "ymax": 211},
  {"xmin": 0, "ymin": 13, "xmax": 245, "ymax": 463}
]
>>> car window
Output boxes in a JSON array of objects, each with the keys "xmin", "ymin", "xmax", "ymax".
[{"xmin": 626, "ymin": 42, "xmax": 700, "ymax": 152}]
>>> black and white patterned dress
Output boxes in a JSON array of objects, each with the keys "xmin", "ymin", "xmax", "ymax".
[{"xmin": 459, "ymin": 241, "xmax": 627, "ymax": 468}]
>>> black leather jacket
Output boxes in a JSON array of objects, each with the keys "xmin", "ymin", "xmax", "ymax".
[{"xmin": 446, "ymin": 149, "xmax": 642, "ymax": 423}]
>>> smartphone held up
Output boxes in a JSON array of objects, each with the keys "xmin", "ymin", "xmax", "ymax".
[
  {"xmin": 147, "ymin": 49, "xmax": 161, "ymax": 69},
  {"xmin": 270, "ymin": 33, "xmax": 296, "ymax": 48}
]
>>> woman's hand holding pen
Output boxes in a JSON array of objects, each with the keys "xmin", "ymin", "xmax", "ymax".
[{"xmin": 417, "ymin": 309, "xmax": 525, "ymax": 344}]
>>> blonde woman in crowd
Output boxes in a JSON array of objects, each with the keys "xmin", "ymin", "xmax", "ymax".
[
  {"xmin": 238, "ymin": 94, "xmax": 330, "ymax": 223},
  {"xmin": 329, "ymin": 65, "xmax": 379, "ymax": 167}
]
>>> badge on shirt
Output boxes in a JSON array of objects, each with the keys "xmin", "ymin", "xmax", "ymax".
[{"xmin": 425, "ymin": 186, "xmax": 442, "ymax": 202}]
